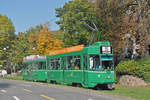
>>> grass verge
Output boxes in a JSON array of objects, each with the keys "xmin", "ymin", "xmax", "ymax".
[
  {"xmin": 100, "ymin": 84, "xmax": 150, "ymax": 100},
  {"xmin": 0, "ymin": 75, "xmax": 22, "ymax": 80}
]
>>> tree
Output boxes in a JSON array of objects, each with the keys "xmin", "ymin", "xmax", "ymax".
[
  {"xmin": 9, "ymin": 24, "xmax": 43, "ymax": 71},
  {"xmin": 94, "ymin": 0, "xmax": 150, "ymax": 60},
  {"xmin": 37, "ymin": 24, "xmax": 63, "ymax": 55},
  {"xmin": 27, "ymin": 24, "xmax": 43, "ymax": 54},
  {"xmin": 93, "ymin": 0, "xmax": 133, "ymax": 59},
  {"xmin": 122, "ymin": 0, "xmax": 150, "ymax": 58},
  {"xmin": 56, "ymin": 0, "xmax": 105, "ymax": 47},
  {"xmin": 12, "ymin": 32, "xmax": 30, "ymax": 70},
  {"xmin": 0, "ymin": 14, "xmax": 15, "ymax": 68}
]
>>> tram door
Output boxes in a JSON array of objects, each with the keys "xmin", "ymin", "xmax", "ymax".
[
  {"xmin": 28, "ymin": 63, "xmax": 33, "ymax": 80},
  {"xmin": 83, "ymin": 55, "xmax": 88, "ymax": 85},
  {"xmin": 62, "ymin": 57, "xmax": 66, "ymax": 83}
]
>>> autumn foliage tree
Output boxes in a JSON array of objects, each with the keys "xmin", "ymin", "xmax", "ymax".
[
  {"xmin": 29, "ymin": 23, "xmax": 63, "ymax": 56},
  {"xmin": 93, "ymin": 0, "xmax": 130, "ymax": 58},
  {"xmin": 28, "ymin": 25, "xmax": 43, "ymax": 55},
  {"xmin": 37, "ymin": 24, "xmax": 63, "ymax": 55},
  {"xmin": 28, "ymin": 32, "xmax": 39, "ymax": 55},
  {"xmin": 94, "ymin": 0, "xmax": 150, "ymax": 60},
  {"xmin": 122, "ymin": 0, "xmax": 150, "ymax": 58}
]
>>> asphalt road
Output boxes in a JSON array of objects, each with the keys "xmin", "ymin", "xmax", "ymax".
[{"xmin": 0, "ymin": 79, "xmax": 127, "ymax": 100}]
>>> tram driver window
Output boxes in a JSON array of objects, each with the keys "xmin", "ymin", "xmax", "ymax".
[
  {"xmin": 102, "ymin": 60, "xmax": 113, "ymax": 71},
  {"xmin": 89, "ymin": 55, "xmax": 101, "ymax": 70}
]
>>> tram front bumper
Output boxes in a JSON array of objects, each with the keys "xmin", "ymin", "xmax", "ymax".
[{"xmin": 88, "ymin": 71, "xmax": 115, "ymax": 88}]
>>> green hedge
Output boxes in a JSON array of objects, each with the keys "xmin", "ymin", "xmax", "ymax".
[
  {"xmin": 115, "ymin": 58, "xmax": 150, "ymax": 83},
  {"xmin": 115, "ymin": 60, "xmax": 140, "ymax": 75},
  {"xmin": 135, "ymin": 58, "xmax": 150, "ymax": 82},
  {"xmin": 1, "ymin": 75, "xmax": 22, "ymax": 80}
]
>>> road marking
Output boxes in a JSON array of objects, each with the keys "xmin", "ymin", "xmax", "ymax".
[
  {"xmin": 23, "ymin": 89, "xmax": 32, "ymax": 93},
  {"xmin": 21, "ymin": 84, "xmax": 31, "ymax": 87},
  {"xmin": 13, "ymin": 96, "xmax": 20, "ymax": 100},
  {"xmin": 12, "ymin": 86, "xmax": 16, "ymax": 88},
  {"xmin": 40, "ymin": 94, "xmax": 55, "ymax": 100},
  {"xmin": 1, "ymin": 90, "xmax": 7, "ymax": 93},
  {"xmin": 88, "ymin": 99, "xmax": 93, "ymax": 100}
]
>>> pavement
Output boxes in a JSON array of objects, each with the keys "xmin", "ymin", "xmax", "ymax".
[{"xmin": 0, "ymin": 79, "xmax": 130, "ymax": 100}]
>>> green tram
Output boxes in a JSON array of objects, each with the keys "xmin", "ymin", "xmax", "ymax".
[
  {"xmin": 47, "ymin": 41, "xmax": 114, "ymax": 89},
  {"xmin": 22, "ymin": 55, "xmax": 47, "ymax": 81}
]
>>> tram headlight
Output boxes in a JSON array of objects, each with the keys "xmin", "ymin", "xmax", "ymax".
[
  {"xmin": 107, "ymin": 76, "xmax": 111, "ymax": 79},
  {"xmin": 97, "ymin": 74, "xmax": 101, "ymax": 78}
]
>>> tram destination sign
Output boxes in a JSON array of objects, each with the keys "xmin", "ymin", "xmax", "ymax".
[{"xmin": 101, "ymin": 46, "xmax": 112, "ymax": 54}]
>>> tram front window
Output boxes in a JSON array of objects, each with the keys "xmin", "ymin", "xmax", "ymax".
[
  {"xmin": 89, "ymin": 55, "xmax": 101, "ymax": 70},
  {"xmin": 102, "ymin": 60, "xmax": 113, "ymax": 71}
]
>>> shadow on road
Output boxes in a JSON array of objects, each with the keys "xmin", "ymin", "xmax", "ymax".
[{"xmin": 0, "ymin": 82, "xmax": 11, "ymax": 89}]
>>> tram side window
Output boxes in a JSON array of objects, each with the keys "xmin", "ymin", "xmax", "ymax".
[
  {"xmin": 32, "ymin": 62, "xmax": 38, "ymax": 70},
  {"xmin": 30, "ymin": 63, "xmax": 34, "ymax": 70},
  {"xmin": 50, "ymin": 58, "xmax": 60, "ymax": 70},
  {"xmin": 38, "ymin": 62, "xmax": 42, "ymax": 69},
  {"xmin": 74, "ymin": 55, "xmax": 81, "ymax": 70},
  {"xmin": 27, "ymin": 64, "xmax": 31, "ymax": 70},
  {"xmin": 43, "ymin": 62, "xmax": 46, "ymax": 69},
  {"xmin": 62, "ymin": 57, "xmax": 66, "ymax": 70},
  {"xmin": 39, "ymin": 62, "xmax": 46, "ymax": 70},
  {"xmin": 28, "ymin": 63, "xmax": 34, "ymax": 70},
  {"xmin": 67, "ymin": 55, "xmax": 81, "ymax": 70},
  {"xmin": 50, "ymin": 59, "xmax": 54, "ymax": 70},
  {"xmin": 55, "ymin": 58, "xmax": 60, "ymax": 70},
  {"xmin": 67, "ymin": 56, "xmax": 73, "ymax": 70}
]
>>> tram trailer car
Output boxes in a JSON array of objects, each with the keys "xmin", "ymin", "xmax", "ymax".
[
  {"xmin": 22, "ymin": 55, "xmax": 47, "ymax": 82},
  {"xmin": 47, "ymin": 41, "xmax": 115, "ymax": 89}
]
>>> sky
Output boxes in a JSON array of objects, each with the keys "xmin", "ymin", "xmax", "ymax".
[{"xmin": 0, "ymin": 0, "xmax": 71, "ymax": 33}]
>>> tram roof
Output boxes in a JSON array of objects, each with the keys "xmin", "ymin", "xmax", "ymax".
[
  {"xmin": 48, "ymin": 41, "xmax": 111, "ymax": 57},
  {"xmin": 49, "ymin": 45, "xmax": 84, "ymax": 56},
  {"xmin": 23, "ymin": 55, "xmax": 46, "ymax": 63}
]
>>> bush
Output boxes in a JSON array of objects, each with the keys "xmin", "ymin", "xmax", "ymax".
[
  {"xmin": 116, "ymin": 58, "xmax": 150, "ymax": 83},
  {"xmin": 115, "ymin": 60, "xmax": 140, "ymax": 75},
  {"xmin": 143, "ymin": 72, "xmax": 150, "ymax": 82},
  {"xmin": 134, "ymin": 58, "xmax": 150, "ymax": 82}
]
